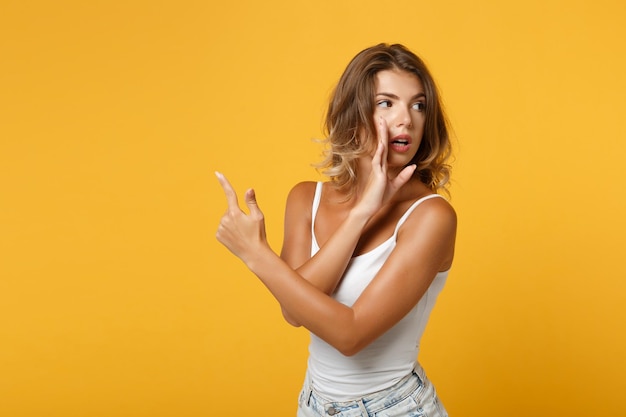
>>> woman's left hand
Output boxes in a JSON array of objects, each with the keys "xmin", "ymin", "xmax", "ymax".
[{"xmin": 215, "ymin": 172, "xmax": 268, "ymax": 263}]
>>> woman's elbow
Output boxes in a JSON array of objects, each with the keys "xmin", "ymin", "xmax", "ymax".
[
  {"xmin": 338, "ymin": 345, "xmax": 360, "ymax": 357},
  {"xmin": 281, "ymin": 307, "xmax": 302, "ymax": 327},
  {"xmin": 335, "ymin": 335, "xmax": 368, "ymax": 357}
]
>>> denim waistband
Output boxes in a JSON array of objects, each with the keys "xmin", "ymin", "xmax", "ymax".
[{"xmin": 302, "ymin": 363, "xmax": 428, "ymax": 416}]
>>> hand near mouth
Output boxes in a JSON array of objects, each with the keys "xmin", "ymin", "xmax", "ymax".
[{"xmin": 355, "ymin": 118, "xmax": 417, "ymax": 219}]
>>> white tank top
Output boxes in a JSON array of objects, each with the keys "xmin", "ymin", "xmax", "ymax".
[{"xmin": 307, "ymin": 182, "xmax": 449, "ymax": 400}]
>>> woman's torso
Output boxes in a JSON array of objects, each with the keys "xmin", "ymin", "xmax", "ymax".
[{"xmin": 306, "ymin": 181, "xmax": 449, "ymax": 401}]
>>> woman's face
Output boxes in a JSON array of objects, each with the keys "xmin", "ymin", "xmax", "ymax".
[{"xmin": 372, "ymin": 69, "xmax": 426, "ymax": 169}]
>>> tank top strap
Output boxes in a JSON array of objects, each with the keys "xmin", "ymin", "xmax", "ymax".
[
  {"xmin": 393, "ymin": 194, "xmax": 444, "ymax": 236},
  {"xmin": 311, "ymin": 181, "xmax": 323, "ymax": 239}
]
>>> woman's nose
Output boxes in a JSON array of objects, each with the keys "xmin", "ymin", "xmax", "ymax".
[{"xmin": 394, "ymin": 107, "xmax": 412, "ymax": 128}]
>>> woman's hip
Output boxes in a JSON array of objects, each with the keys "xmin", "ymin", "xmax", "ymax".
[{"xmin": 297, "ymin": 363, "xmax": 448, "ymax": 417}]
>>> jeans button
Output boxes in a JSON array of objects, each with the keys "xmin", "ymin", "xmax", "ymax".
[{"xmin": 327, "ymin": 406, "xmax": 338, "ymax": 415}]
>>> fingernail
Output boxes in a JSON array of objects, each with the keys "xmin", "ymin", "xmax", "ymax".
[{"xmin": 215, "ymin": 171, "xmax": 222, "ymax": 178}]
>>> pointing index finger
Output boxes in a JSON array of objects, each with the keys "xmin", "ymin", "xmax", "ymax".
[{"xmin": 215, "ymin": 171, "xmax": 240, "ymax": 211}]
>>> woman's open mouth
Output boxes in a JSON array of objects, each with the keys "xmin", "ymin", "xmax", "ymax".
[{"xmin": 389, "ymin": 134, "xmax": 412, "ymax": 152}]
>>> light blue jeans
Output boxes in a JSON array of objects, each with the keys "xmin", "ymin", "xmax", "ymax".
[{"xmin": 296, "ymin": 364, "xmax": 448, "ymax": 417}]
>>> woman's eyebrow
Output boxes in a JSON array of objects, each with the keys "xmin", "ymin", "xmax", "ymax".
[{"xmin": 376, "ymin": 92, "xmax": 426, "ymax": 100}]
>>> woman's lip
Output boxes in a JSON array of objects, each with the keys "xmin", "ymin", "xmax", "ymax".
[
  {"xmin": 389, "ymin": 134, "xmax": 412, "ymax": 153},
  {"xmin": 389, "ymin": 134, "xmax": 413, "ymax": 145},
  {"xmin": 390, "ymin": 134, "xmax": 412, "ymax": 143}
]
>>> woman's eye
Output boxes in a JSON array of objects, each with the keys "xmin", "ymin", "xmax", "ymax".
[
  {"xmin": 377, "ymin": 100, "xmax": 392, "ymax": 108},
  {"xmin": 412, "ymin": 102, "xmax": 425, "ymax": 111}
]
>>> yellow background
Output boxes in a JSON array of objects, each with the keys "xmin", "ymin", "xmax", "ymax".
[{"xmin": 1, "ymin": 1, "xmax": 625, "ymax": 416}]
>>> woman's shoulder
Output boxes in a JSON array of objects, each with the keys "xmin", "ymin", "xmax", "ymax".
[
  {"xmin": 287, "ymin": 181, "xmax": 319, "ymax": 202},
  {"xmin": 401, "ymin": 192, "xmax": 457, "ymax": 234},
  {"xmin": 393, "ymin": 179, "xmax": 456, "ymax": 228},
  {"xmin": 396, "ymin": 180, "xmax": 453, "ymax": 213},
  {"xmin": 285, "ymin": 181, "xmax": 325, "ymax": 215}
]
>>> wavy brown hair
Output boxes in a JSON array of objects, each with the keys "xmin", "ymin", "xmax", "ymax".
[{"xmin": 316, "ymin": 43, "xmax": 452, "ymax": 195}]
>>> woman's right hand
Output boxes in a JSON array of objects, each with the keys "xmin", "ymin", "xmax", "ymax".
[{"xmin": 356, "ymin": 117, "xmax": 417, "ymax": 218}]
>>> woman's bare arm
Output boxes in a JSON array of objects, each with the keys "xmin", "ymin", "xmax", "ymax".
[
  {"xmin": 215, "ymin": 119, "xmax": 453, "ymax": 353},
  {"xmin": 278, "ymin": 181, "xmax": 365, "ymax": 325},
  {"xmin": 278, "ymin": 119, "xmax": 417, "ymax": 325},
  {"xmin": 217, "ymin": 184, "xmax": 456, "ymax": 355}
]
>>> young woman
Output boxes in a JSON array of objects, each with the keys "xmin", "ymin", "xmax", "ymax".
[{"xmin": 216, "ymin": 43, "xmax": 456, "ymax": 416}]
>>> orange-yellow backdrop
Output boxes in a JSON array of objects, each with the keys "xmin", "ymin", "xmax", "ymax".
[{"xmin": 1, "ymin": 1, "xmax": 625, "ymax": 416}]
